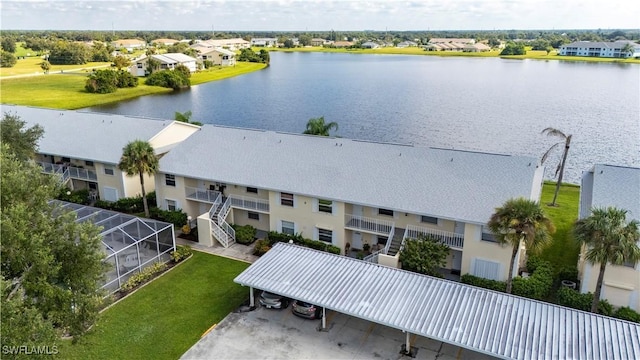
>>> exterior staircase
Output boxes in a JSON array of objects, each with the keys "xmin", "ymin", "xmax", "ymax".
[
  {"xmin": 386, "ymin": 228, "xmax": 405, "ymax": 256},
  {"xmin": 209, "ymin": 196, "xmax": 236, "ymax": 248}
]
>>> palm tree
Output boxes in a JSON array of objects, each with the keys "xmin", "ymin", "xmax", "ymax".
[
  {"xmin": 620, "ymin": 43, "xmax": 634, "ymax": 58},
  {"xmin": 303, "ymin": 116, "xmax": 338, "ymax": 136},
  {"xmin": 488, "ymin": 198, "xmax": 555, "ymax": 294},
  {"xmin": 174, "ymin": 110, "xmax": 203, "ymax": 126},
  {"xmin": 118, "ymin": 140, "xmax": 158, "ymax": 217},
  {"xmin": 541, "ymin": 127, "xmax": 572, "ymax": 207},
  {"xmin": 574, "ymin": 207, "xmax": 640, "ymax": 313}
]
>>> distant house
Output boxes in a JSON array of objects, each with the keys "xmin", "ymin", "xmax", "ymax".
[
  {"xmin": 129, "ymin": 53, "xmax": 198, "ymax": 76},
  {"xmin": 333, "ymin": 41, "xmax": 353, "ymax": 48},
  {"xmin": 193, "ymin": 38, "xmax": 250, "ymax": 51},
  {"xmin": 559, "ymin": 41, "xmax": 640, "ymax": 58},
  {"xmin": 361, "ymin": 41, "xmax": 380, "ymax": 49},
  {"xmin": 397, "ymin": 41, "xmax": 418, "ymax": 48},
  {"xmin": 151, "ymin": 38, "xmax": 180, "ymax": 46},
  {"xmin": 199, "ymin": 47, "xmax": 236, "ymax": 66},
  {"xmin": 463, "ymin": 43, "xmax": 491, "ymax": 52},
  {"xmin": 111, "ymin": 39, "xmax": 146, "ymax": 52},
  {"xmin": 310, "ymin": 38, "xmax": 325, "ymax": 46},
  {"xmin": 429, "ymin": 38, "xmax": 475, "ymax": 45},
  {"xmin": 250, "ymin": 38, "xmax": 278, "ymax": 47}
]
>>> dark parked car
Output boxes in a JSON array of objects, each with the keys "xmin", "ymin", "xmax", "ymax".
[
  {"xmin": 291, "ymin": 300, "xmax": 322, "ymax": 319},
  {"xmin": 259, "ymin": 291, "xmax": 289, "ymax": 309}
]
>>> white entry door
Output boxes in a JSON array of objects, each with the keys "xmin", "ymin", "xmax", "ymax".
[
  {"xmin": 351, "ymin": 231, "xmax": 363, "ymax": 250},
  {"xmin": 452, "ymin": 250, "xmax": 462, "ymax": 271}
]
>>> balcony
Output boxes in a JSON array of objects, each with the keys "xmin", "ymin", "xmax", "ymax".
[
  {"xmin": 38, "ymin": 161, "xmax": 69, "ymax": 183},
  {"xmin": 344, "ymin": 214, "xmax": 394, "ymax": 235},
  {"xmin": 185, "ymin": 187, "xmax": 220, "ymax": 203},
  {"xmin": 404, "ymin": 224, "xmax": 464, "ymax": 249},
  {"xmin": 228, "ymin": 195, "xmax": 270, "ymax": 213},
  {"xmin": 67, "ymin": 166, "xmax": 97, "ymax": 181}
]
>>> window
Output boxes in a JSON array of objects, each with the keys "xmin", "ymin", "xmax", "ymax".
[
  {"xmin": 166, "ymin": 199, "xmax": 177, "ymax": 211},
  {"xmin": 281, "ymin": 221, "xmax": 295, "ymax": 235},
  {"xmin": 318, "ymin": 228, "xmax": 333, "ymax": 243},
  {"xmin": 481, "ymin": 226, "xmax": 497, "ymax": 243},
  {"xmin": 377, "ymin": 236, "xmax": 387, "ymax": 245},
  {"xmin": 88, "ymin": 182, "xmax": 97, "ymax": 190},
  {"xmin": 104, "ymin": 167, "xmax": 114, "ymax": 176},
  {"xmin": 318, "ymin": 199, "xmax": 333, "ymax": 214},
  {"xmin": 61, "ymin": 157, "xmax": 70, "ymax": 163},
  {"xmin": 85, "ymin": 160, "xmax": 94, "ymax": 167},
  {"xmin": 103, "ymin": 187, "xmax": 118, "ymax": 202},
  {"xmin": 623, "ymin": 259, "xmax": 637, "ymax": 268},
  {"xmin": 165, "ymin": 174, "xmax": 176, "ymax": 186},
  {"xmin": 421, "ymin": 215, "xmax": 438, "ymax": 224},
  {"xmin": 378, "ymin": 208, "xmax": 394, "ymax": 217},
  {"xmin": 472, "ymin": 259, "xmax": 500, "ymax": 280},
  {"xmin": 246, "ymin": 187, "xmax": 258, "ymax": 194},
  {"xmin": 137, "ymin": 63, "xmax": 143, "ymax": 69},
  {"xmin": 248, "ymin": 211, "xmax": 260, "ymax": 220},
  {"xmin": 280, "ymin": 192, "xmax": 294, "ymax": 207}
]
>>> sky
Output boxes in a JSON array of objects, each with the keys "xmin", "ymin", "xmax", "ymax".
[{"xmin": 1, "ymin": 0, "xmax": 639, "ymax": 32}]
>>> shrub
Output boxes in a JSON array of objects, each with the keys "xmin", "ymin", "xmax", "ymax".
[
  {"xmin": 232, "ymin": 224, "xmax": 257, "ymax": 245},
  {"xmin": 555, "ymin": 265, "xmax": 579, "ymax": 284},
  {"xmin": 115, "ymin": 70, "xmax": 138, "ymax": 88},
  {"xmin": 57, "ymin": 188, "xmax": 90, "ymax": 205},
  {"xmin": 93, "ymin": 192, "xmax": 157, "ymax": 213},
  {"xmin": 145, "ymin": 69, "xmax": 190, "ymax": 89},
  {"xmin": 555, "ymin": 287, "xmax": 614, "ymax": 315},
  {"xmin": 460, "ymin": 274, "xmax": 507, "ymax": 292},
  {"xmin": 149, "ymin": 207, "xmax": 188, "ymax": 227},
  {"xmin": 85, "ymin": 69, "xmax": 118, "ymax": 93},
  {"xmin": 174, "ymin": 64, "xmax": 191, "ymax": 79},
  {"xmin": 613, "ymin": 307, "xmax": 640, "ymax": 323},
  {"xmin": 203, "ymin": 60, "xmax": 214, "ymax": 69},
  {"xmin": 265, "ymin": 231, "xmax": 338, "ymax": 255},
  {"xmin": 170, "ymin": 245, "xmax": 192, "ymax": 263},
  {"xmin": 120, "ymin": 262, "xmax": 167, "ymax": 292},
  {"xmin": 512, "ymin": 259, "xmax": 554, "ymax": 300},
  {"xmin": 253, "ymin": 239, "xmax": 271, "ymax": 256}
]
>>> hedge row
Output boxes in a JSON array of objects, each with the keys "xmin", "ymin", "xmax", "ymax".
[
  {"xmin": 94, "ymin": 192, "xmax": 157, "ymax": 214},
  {"xmin": 253, "ymin": 231, "xmax": 340, "ymax": 256}
]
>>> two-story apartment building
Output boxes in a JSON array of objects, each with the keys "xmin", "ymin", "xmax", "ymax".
[
  {"xmin": 559, "ymin": 41, "xmax": 640, "ymax": 58},
  {"xmin": 578, "ymin": 164, "xmax": 640, "ymax": 310},
  {"xmin": 8, "ymin": 105, "xmax": 199, "ymax": 202},
  {"xmin": 155, "ymin": 125, "xmax": 545, "ymax": 282}
]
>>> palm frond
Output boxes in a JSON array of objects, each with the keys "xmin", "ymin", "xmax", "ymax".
[
  {"xmin": 540, "ymin": 142, "xmax": 562, "ymax": 163},
  {"xmin": 541, "ymin": 127, "xmax": 567, "ymax": 139}
]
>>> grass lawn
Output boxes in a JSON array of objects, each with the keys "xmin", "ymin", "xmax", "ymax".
[
  {"xmin": 58, "ymin": 251, "xmax": 250, "ymax": 359},
  {"xmin": 1, "ymin": 62, "xmax": 266, "ymax": 109},
  {"xmin": 538, "ymin": 181, "xmax": 581, "ymax": 273},
  {"xmin": 0, "ymin": 57, "xmax": 112, "ymax": 77}
]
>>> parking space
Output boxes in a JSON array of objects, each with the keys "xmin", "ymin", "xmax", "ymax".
[{"xmin": 181, "ymin": 305, "xmax": 497, "ymax": 359}]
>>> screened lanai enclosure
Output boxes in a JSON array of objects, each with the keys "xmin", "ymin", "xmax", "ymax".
[{"xmin": 52, "ymin": 201, "xmax": 176, "ymax": 294}]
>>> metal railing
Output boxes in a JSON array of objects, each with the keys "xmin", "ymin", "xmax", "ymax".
[
  {"xmin": 66, "ymin": 166, "xmax": 97, "ymax": 181},
  {"xmin": 228, "ymin": 195, "xmax": 270, "ymax": 212},
  {"xmin": 383, "ymin": 225, "xmax": 395, "ymax": 255},
  {"xmin": 211, "ymin": 221, "xmax": 232, "ymax": 248},
  {"xmin": 344, "ymin": 214, "xmax": 394, "ymax": 235},
  {"xmin": 217, "ymin": 198, "xmax": 235, "ymax": 244},
  {"xmin": 186, "ymin": 186, "xmax": 221, "ymax": 203},
  {"xmin": 38, "ymin": 161, "xmax": 70, "ymax": 183},
  {"xmin": 207, "ymin": 193, "xmax": 223, "ymax": 219},
  {"xmin": 363, "ymin": 249, "xmax": 382, "ymax": 263},
  {"xmin": 404, "ymin": 224, "xmax": 465, "ymax": 249}
]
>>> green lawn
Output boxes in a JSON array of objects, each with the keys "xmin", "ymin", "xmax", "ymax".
[
  {"xmin": 0, "ymin": 62, "xmax": 266, "ymax": 109},
  {"xmin": 0, "ymin": 57, "xmax": 112, "ymax": 77},
  {"xmin": 538, "ymin": 181, "xmax": 581, "ymax": 273},
  {"xmin": 57, "ymin": 252, "xmax": 250, "ymax": 360}
]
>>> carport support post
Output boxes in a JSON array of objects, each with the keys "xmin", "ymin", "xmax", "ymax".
[
  {"xmin": 249, "ymin": 287, "xmax": 254, "ymax": 307},
  {"xmin": 405, "ymin": 331, "xmax": 411, "ymax": 353},
  {"xmin": 322, "ymin": 307, "xmax": 326, "ymax": 329}
]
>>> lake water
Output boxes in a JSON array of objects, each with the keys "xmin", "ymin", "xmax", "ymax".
[{"xmin": 91, "ymin": 52, "xmax": 640, "ymax": 184}]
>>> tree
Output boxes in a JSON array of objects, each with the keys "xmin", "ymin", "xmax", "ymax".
[
  {"xmin": 283, "ymin": 39, "xmax": 295, "ymax": 48},
  {"xmin": 621, "ymin": 43, "xmax": 635, "ymax": 58},
  {"xmin": 574, "ymin": 207, "xmax": 640, "ymax": 313},
  {"xmin": 0, "ymin": 112, "xmax": 44, "ymax": 161},
  {"xmin": 500, "ymin": 42, "xmax": 526, "ymax": 55},
  {"xmin": 1, "ymin": 144, "xmax": 106, "ymax": 342},
  {"xmin": 399, "ymin": 235, "xmax": 450, "ymax": 277},
  {"xmin": 299, "ymin": 34, "xmax": 312, "ymax": 47},
  {"xmin": 1, "ymin": 36, "xmax": 17, "ymax": 53},
  {"xmin": 48, "ymin": 40, "xmax": 89, "ymax": 65},
  {"xmin": 0, "ymin": 50, "xmax": 17, "ymax": 68},
  {"xmin": 112, "ymin": 55, "xmax": 131, "ymax": 70},
  {"xmin": 174, "ymin": 63, "xmax": 191, "ymax": 79},
  {"xmin": 145, "ymin": 56, "xmax": 161, "ymax": 75},
  {"xmin": 488, "ymin": 198, "xmax": 555, "ymax": 294},
  {"xmin": 303, "ymin": 116, "xmax": 338, "ymax": 136},
  {"xmin": 541, "ymin": 127, "xmax": 572, "ymax": 207},
  {"xmin": 118, "ymin": 140, "xmax": 158, "ymax": 217},
  {"xmin": 145, "ymin": 69, "xmax": 190, "ymax": 89},
  {"xmin": 40, "ymin": 60, "xmax": 51, "ymax": 74},
  {"xmin": 90, "ymin": 42, "xmax": 112, "ymax": 62}
]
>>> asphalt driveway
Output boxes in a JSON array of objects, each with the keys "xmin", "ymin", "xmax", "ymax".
[{"xmin": 181, "ymin": 304, "xmax": 497, "ymax": 360}]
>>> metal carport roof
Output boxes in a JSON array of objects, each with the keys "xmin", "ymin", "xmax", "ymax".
[{"xmin": 234, "ymin": 243, "xmax": 640, "ymax": 360}]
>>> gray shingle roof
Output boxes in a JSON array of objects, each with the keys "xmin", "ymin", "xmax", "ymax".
[
  {"xmin": 159, "ymin": 125, "xmax": 541, "ymax": 224},
  {"xmin": 4, "ymin": 105, "xmax": 174, "ymax": 164},
  {"xmin": 581, "ymin": 164, "xmax": 640, "ymax": 220},
  {"xmin": 235, "ymin": 243, "xmax": 640, "ymax": 360}
]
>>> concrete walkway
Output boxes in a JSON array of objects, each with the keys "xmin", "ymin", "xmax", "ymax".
[{"xmin": 176, "ymin": 238, "xmax": 259, "ymax": 263}]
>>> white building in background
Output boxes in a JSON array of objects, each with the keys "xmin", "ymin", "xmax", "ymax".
[{"xmin": 559, "ymin": 41, "xmax": 640, "ymax": 58}]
